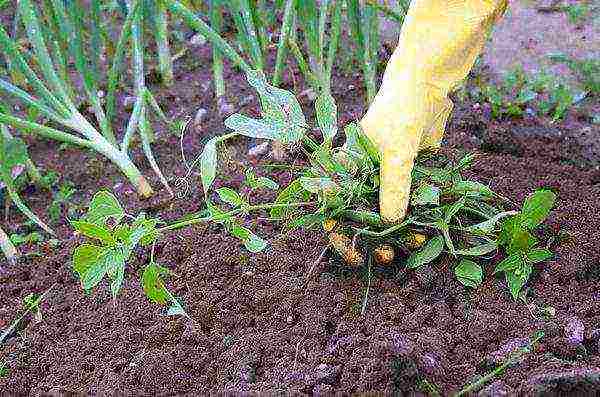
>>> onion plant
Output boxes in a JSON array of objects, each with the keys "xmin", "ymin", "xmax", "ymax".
[
  {"xmin": 0, "ymin": 0, "xmax": 173, "ymax": 198},
  {"xmin": 145, "ymin": 0, "xmax": 175, "ymax": 86}
]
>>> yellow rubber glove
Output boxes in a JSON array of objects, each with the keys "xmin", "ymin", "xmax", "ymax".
[{"xmin": 360, "ymin": 0, "xmax": 508, "ymax": 223}]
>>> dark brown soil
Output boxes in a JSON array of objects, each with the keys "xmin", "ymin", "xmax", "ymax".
[{"xmin": 2, "ymin": 33, "xmax": 600, "ymax": 396}]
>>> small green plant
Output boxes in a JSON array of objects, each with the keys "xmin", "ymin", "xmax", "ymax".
[
  {"xmin": 0, "ymin": 287, "xmax": 52, "ymax": 345},
  {"xmin": 68, "ymin": 5, "xmax": 558, "ymax": 303},
  {"xmin": 74, "ymin": 71, "xmax": 556, "ymax": 301},
  {"xmin": 70, "ymin": 191, "xmax": 187, "ymax": 316},
  {"xmin": 9, "ymin": 232, "xmax": 44, "ymax": 247},
  {"xmin": 563, "ymin": 3, "xmax": 590, "ymax": 25},
  {"xmin": 480, "ymin": 66, "xmax": 576, "ymax": 121},
  {"xmin": 549, "ymin": 53, "xmax": 600, "ymax": 97},
  {"xmin": 48, "ymin": 182, "xmax": 77, "ymax": 223}
]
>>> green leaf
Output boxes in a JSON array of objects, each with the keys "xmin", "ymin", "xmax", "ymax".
[
  {"xmin": 73, "ymin": 243, "xmax": 105, "ymax": 278},
  {"xmin": 453, "ymin": 180, "xmax": 494, "ymax": 198},
  {"xmin": 224, "ymin": 113, "xmax": 279, "ymax": 139},
  {"xmin": 343, "ymin": 122, "xmax": 369, "ymax": 164},
  {"xmin": 506, "ymin": 264, "xmax": 533, "ymax": 300},
  {"xmin": 245, "ymin": 168, "xmax": 258, "ymax": 188},
  {"xmin": 467, "ymin": 211, "xmax": 517, "ymax": 235},
  {"xmin": 527, "ymin": 248, "xmax": 552, "ymax": 263},
  {"xmin": 130, "ymin": 214, "xmax": 158, "ymax": 246},
  {"xmin": 444, "ymin": 197, "xmax": 466, "ymax": 223},
  {"xmin": 406, "ymin": 235, "xmax": 444, "ymax": 269},
  {"xmin": 217, "ymin": 187, "xmax": 245, "ymax": 207},
  {"xmin": 245, "ymin": 71, "xmax": 306, "ymax": 143},
  {"xmin": 299, "ymin": 177, "xmax": 337, "ymax": 194},
  {"xmin": 71, "ymin": 220, "xmax": 115, "ymax": 245},
  {"xmin": 206, "ymin": 200, "xmax": 233, "ymax": 223},
  {"xmin": 84, "ymin": 191, "xmax": 124, "ymax": 226},
  {"xmin": 356, "ymin": 126, "xmax": 380, "ymax": 165},
  {"xmin": 231, "ymin": 225, "xmax": 267, "ymax": 253},
  {"xmin": 142, "ymin": 262, "xmax": 171, "ymax": 305},
  {"xmin": 494, "ymin": 253, "xmax": 523, "ymax": 274},
  {"xmin": 521, "ymin": 189, "xmax": 556, "ymax": 229},
  {"xmin": 315, "ymin": 92, "xmax": 337, "ymax": 142},
  {"xmin": 411, "ymin": 183, "xmax": 440, "ymax": 206},
  {"xmin": 455, "ymin": 241, "xmax": 498, "ymax": 257},
  {"xmin": 257, "ymin": 177, "xmax": 279, "ymax": 190},
  {"xmin": 81, "ymin": 254, "xmax": 110, "ymax": 291},
  {"xmin": 200, "ymin": 137, "xmax": 218, "ymax": 193},
  {"xmin": 455, "ymin": 259, "xmax": 483, "ymax": 288},
  {"xmin": 108, "ymin": 253, "xmax": 126, "ymax": 298},
  {"xmin": 270, "ymin": 178, "xmax": 308, "ymax": 218},
  {"xmin": 0, "ymin": 136, "xmax": 28, "ymax": 176},
  {"xmin": 244, "ymin": 231, "xmax": 267, "ymax": 253},
  {"xmin": 499, "ymin": 215, "xmax": 521, "ymax": 246},
  {"xmin": 508, "ymin": 229, "xmax": 538, "ymax": 255},
  {"xmin": 286, "ymin": 213, "xmax": 323, "ymax": 231}
]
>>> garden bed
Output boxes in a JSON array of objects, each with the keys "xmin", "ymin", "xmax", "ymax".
[{"xmin": 2, "ymin": 38, "xmax": 600, "ymax": 396}]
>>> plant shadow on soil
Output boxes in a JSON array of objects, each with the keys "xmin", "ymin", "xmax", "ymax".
[{"xmin": 2, "ymin": 31, "xmax": 600, "ymax": 396}]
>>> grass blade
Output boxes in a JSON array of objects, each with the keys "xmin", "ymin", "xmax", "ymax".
[
  {"xmin": 272, "ymin": 0, "xmax": 295, "ymax": 87},
  {"xmin": 131, "ymin": 4, "xmax": 171, "ymax": 195},
  {"xmin": 166, "ymin": 0, "xmax": 252, "ymax": 74},
  {"xmin": 6, "ymin": 184, "xmax": 55, "ymax": 236},
  {"xmin": 152, "ymin": 0, "xmax": 175, "ymax": 86},
  {"xmin": 324, "ymin": 0, "xmax": 342, "ymax": 93},
  {"xmin": 61, "ymin": 0, "xmax": 115, "ymax": 144},
  {"xmin": 106, "ymin": 0, "xmax": 138, "ymax": 123},
  {"xmin": 19, "ymin": 0, "xmax": 73, "ymax": 112},
  {"xmin": 0, "ymin": 22, "xmax": 69, "ymax": 117},
  {"xmin": 210, "ymin": 0, "xmax": 226, "ymax": 98}
]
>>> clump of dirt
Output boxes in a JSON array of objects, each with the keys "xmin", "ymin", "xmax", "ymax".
[{"xmin": 2, "ymin": 30, "xmax": 600, "ymax": 396}]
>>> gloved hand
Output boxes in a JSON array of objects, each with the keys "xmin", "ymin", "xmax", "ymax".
[{"xmin": 360, "ymin": 0, "xmax": 508, "ymax": 223}]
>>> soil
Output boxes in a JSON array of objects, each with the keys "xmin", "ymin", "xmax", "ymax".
[{"xmin": 2, "ymin": 17, "xmax": 600, "ymax": 397}]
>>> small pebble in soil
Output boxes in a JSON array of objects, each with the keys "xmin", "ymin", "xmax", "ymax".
[
  {"xmin": 309, "ymin": 363, "xmax": 341, "ymax": 385},
  {"xmin": 194, "ymin": 107, "xmax": 207, "ymax": 127},
  {"xmin": 218, "ymin": 97, "xmax": 235, "ymax": 117},
  {"xmin": 565, "ymin": 317, "xmax": 585, "ymax": 347}
]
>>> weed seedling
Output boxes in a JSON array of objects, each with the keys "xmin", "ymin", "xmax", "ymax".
[
  {"xmin": 48, "ymin": 182, "xmax": 77, "ymax": 223},
  {"xmin": 70, "ymin": 191, "xmax": 188, "ymax": 317},
  {"xmin": 0, "ymin": 286, "xmax": 53, "ymax": 345},
  {"xmin": 9, "ymin": 232, "xmax": 43, "ymax": 247}
]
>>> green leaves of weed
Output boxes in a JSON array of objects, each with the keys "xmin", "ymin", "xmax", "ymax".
[
  {"xmin": 495, "ymin": 189, "xmax": 556, "ymax": 299},
  {"xmin": 71, "ymin": 191, "xmax": 182, "ymax": 313}
]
